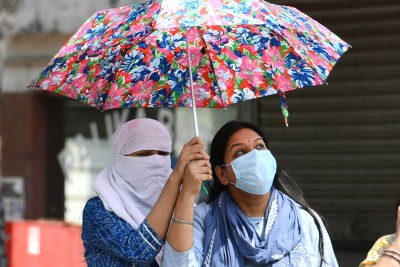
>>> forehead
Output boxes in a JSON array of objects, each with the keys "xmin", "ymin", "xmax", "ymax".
[{"xmin": 227, "ymin": 128, "xmax": 263, "ymax": 147}]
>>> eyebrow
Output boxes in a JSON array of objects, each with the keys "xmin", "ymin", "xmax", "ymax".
[{"xmin": 230, "ymin": 137, "xmax": 263, "ymax": 151}]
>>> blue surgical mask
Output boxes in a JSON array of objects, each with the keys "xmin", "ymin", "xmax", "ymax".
[{"xmin": 223, "ymin": 149, "xmax": 277, "ymax": 195}]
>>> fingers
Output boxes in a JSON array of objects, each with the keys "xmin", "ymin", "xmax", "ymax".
[
  {"xmin": 179, "ymin": 142, "xmax": 209, "ymax": 164},
  {"xmin": 181, "ymin": 159, "xmax": 212, "ymax": 195},
  {"xmin": 185, "ymin": 136, "xmax": 205, "ymax": 147},
  {"xmin": 181, "ymin": 138, "xmax": 205, "ymax": 156},
  {"xmin": 173, "ymin": 138, "xmax": 209, "ymax": 183},
  {"xmin": 185, "ymin": 160, "xmax": 212, "ymax": 181}
]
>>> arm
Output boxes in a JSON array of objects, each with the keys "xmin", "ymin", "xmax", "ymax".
[
  {"xmin": 82, "ymin": 198, "xmax": 163, "ymax": 264},
  {"xmin": 166, "ymin": 152, "xmax": 212, "ymax": 252},
  {"xmin": 374, "ymin": 206, "xmax": 400, "ymax": 267},
  {"xmin": 146, "ymin": 137, "xmax": 209, "ymax": 240},
  {"xmin": 162, "ymin": 203, "xmax": 209, "ymax": 267}
]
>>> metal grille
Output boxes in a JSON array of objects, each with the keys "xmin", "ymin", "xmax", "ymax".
[{"xmin": 257, "ymin": 0, "xmax": 400, "ymax": 242}]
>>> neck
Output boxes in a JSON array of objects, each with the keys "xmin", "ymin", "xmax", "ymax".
[{"xmin": 228, "ymin": 186, "xmax": 271, "ymax": 217}]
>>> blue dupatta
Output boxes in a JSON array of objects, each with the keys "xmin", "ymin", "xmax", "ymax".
[{"xmin": 202, "ymin": 188, "xmax": 302, "ymax": 266}]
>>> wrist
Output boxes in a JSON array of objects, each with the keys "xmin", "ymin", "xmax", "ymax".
[
  {"xmin": 166, "ymin": 172, "xmax": 183, "ymax": 187},
  {"xmin": 178, "ymin": 189, "xmax": 196, "ymax": 203},
  {"xmin": 171, "ymin": 162, "xmax": 186, "ymax": 181}
]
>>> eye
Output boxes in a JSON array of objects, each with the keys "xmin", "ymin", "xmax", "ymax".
[
  {"xmin": 256, "ymin": 144, "xmax": 266, "ymax": 150},
  {"xmin": 137, "ymin": 151, "xmax": 152, "ymax": 157},
  {"xmin": 233, "ymin": 150, "xmax": 245, "ymax": 158},
  {"xmin": 127, "ymin": 150, "xmax": 159, "ymax": 157},
  {"xmin": 158, "ymin": 151, "xmax": 170, "ymax": 156}
]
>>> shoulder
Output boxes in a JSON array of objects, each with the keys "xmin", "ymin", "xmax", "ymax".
[
  {"xmin": 296, "ymin": 205, "xmax": 326, "ymax": 242},
  {"xmin": 83, "ymin": 197, "xmax": 104, "ymax": 213},
  {"xmin": 369, "ymin": 233, "xmax": 396, "ymax": 252},
  {"xmin": 298, "ymin": 206, "xmax": 321, "ymax": 226},
  {"xmin": 82, "ymin": 196, "xmax": 112, "ymax": 223},
  {"xmin": 360, "ymin": 234, "xmax": 396, "ymax": 267},
  {"xmin": 84, "ymin": 196, "xmax": 103, "ymax": 207}
]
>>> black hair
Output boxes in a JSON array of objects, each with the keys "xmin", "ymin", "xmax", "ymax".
[{"xmin": 207, "ymin": 120, "xmax": 326, "ymax": 266}]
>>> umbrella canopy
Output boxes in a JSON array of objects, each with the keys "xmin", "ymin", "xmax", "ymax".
[{"xmin": 28, "ymin": 0, "xmax": 350, "ymax": 128}]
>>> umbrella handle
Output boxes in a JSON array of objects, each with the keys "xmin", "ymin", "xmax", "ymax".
[{"xmin": 185, "ymin": 26, "xmax": 199, "ymax": 137}]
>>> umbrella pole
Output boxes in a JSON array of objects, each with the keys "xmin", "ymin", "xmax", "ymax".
[{"xmin": 185, "ymin": 27, "xmax": 199, "ymax": 137}]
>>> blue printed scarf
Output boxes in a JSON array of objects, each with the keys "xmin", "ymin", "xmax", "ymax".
[{"xmin": 202, "ymin": 188, "xmax": 302, "ymax": 266}]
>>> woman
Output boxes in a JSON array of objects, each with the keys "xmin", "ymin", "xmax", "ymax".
[
  {"xmin": 163, "ymin": 120, "xmax": 338, "ymax": 266},
  {"xmin": 81, "ymin": 118, "xmax": 211, "ymax": 266},
  {"xmin": 360, "ymin": 199, "xmax": 400, "ymax": 267}
]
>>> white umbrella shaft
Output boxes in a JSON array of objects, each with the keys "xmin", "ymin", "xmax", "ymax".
[{"xmin": 185, "ymin": 27, "xmax": 199, "ymax": 137}]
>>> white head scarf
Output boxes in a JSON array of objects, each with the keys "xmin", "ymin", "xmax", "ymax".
[{"xmin": 94, "ymin": 118, "xmax": 173, "ymax": 229}]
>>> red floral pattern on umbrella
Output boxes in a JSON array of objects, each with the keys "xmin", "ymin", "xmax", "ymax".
[{"xmin": 29, "ymin": 0, "xmax": 350, "ymax": 127}]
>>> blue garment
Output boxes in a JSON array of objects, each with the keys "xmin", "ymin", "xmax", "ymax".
[
  {"xmin": 162, "ymin": 189, "xmax": 339, "ymax": 267},
  {"xmin": 82, "ymin": 197, "xmax": 163, "ymax": 267},
  {"xmin": 202, "ymin": 189, "xmax": 302, "ymax": 266}
]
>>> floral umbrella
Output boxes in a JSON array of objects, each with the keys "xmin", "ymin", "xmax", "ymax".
[{"xmin": 28, "ymin": 0, "xmax": 350, "ymax": 134}]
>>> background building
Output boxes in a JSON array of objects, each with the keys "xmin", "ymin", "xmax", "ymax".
[{"xmin": 1, "ymin": 0, "xmax": 399, "ymax": 266}]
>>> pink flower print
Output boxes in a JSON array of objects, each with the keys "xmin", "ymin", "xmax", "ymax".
[
  {"xmin": 57, "ymin": 43, "xmax": 79, "ymax": 57},
  {"xmin": 130, "ymin": 80, "xmax": 153, "ymax": 106},
  {"xmin": 188, "ymin": 46, "xmax": 205, "ymax": 67},
  {"xmin": 39, "ymin": 77, "xmax": 54, "ymax": 91},
  {"xmin": 106, "ymin": 84, "xmax": 128, "ymax": 109},
  {"xmin": 78, "ymin": 59, "xmax": 91, "ymax": 73},
  {"xmin": 215, "ymin": 65, "xmax": 235, "ymax": 93},
  {"xmin": 61, "ymin": 83, "xmax": 81, "ymax": 100},
  {"xmin": 177, "ymin": 91, "xmax": 194, "ymax": 107},
  {"xmin": 223, "ymin": 49, "xmax": 239, "ymax": 62},
  {"xmin": 147, "ymin": 32, "xmax": 161, "ymax": 46},
  {"xmin": 70, "ymin": 74, "xmax": 90, "ymax": 90},
  {"xmin": 88, "ymin": 79, "xmax": 109, "ymax": 104},
  {"xmin": 243, "ymin": 45, "xmax": 259, "ymax": 57},
  {"xmin": 176, "ymin": 46, "xmax": 204, "ymax": 68},
  {"xmin": 193, "ymin": 85, "xmax": 211, "ymax": 102},
  {"xmin": 216, "ymin": 66, "xmax": 233, "ymax": 83},
  {"xmin": 128, "ymin": 22, "xmax": 148, "ymax": 35},
  {"xmin": 276, "ymin": 73, "xmax": 294, "ymax": 92},
  {"xmin": 50, "ymin": 72, "xmax": 66, "ymax": 87},
  {"xmin": 263, "ymin": 46, "xmax": 285, "ymax": 72},
  {"xmin": 240, "ymin": 57, "xmax": 264, "ymax": 86}
]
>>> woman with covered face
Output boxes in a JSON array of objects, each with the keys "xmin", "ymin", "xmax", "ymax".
[
  {"xmin": 81, "ymin": 118, "xmax": 211, "ymax": 267},
  {"xmin": 163, "ymin": 120, "xmax": 338, "ymax": 267}
]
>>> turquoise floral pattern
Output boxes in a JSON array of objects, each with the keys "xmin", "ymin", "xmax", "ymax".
[{"xmin": 29, "ymin": 0, "xmax": 350, "ymax": 111}]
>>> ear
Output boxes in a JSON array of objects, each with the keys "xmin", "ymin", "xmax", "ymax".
[{"xmin": 215, "ymin": 166, "xmax": 230, "ymax": 185}]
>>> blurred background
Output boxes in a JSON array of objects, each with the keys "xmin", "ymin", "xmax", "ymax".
[{"xmin": 0, "ymin": 0, "xmax": 399, "ymax": 266}]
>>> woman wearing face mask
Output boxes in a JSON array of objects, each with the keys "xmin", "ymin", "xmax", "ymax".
[
  {"xmin": 162, "ymin": 120, "xmax": 338, "ymax": 267},
  {"xmin": 81, "ymin": 118, "xmax": 211, "ymax": 267}
]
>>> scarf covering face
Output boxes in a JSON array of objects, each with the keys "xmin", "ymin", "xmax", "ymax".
[
  {"xmin": 203, "ymin": 189, "xmax": 302, "ymax": 267},
  {"xmin": 94, "ymin": 118, "xmax": 172, "ymax": 229}
]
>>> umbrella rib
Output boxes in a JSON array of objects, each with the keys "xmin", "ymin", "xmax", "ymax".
[
  {"xmin": 196, "ymin": 27, "xmax": 226, "ymax": 109},
  {"xmin": 263, "ymin": 24, "xmax": 329, "ymax": 84}
]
